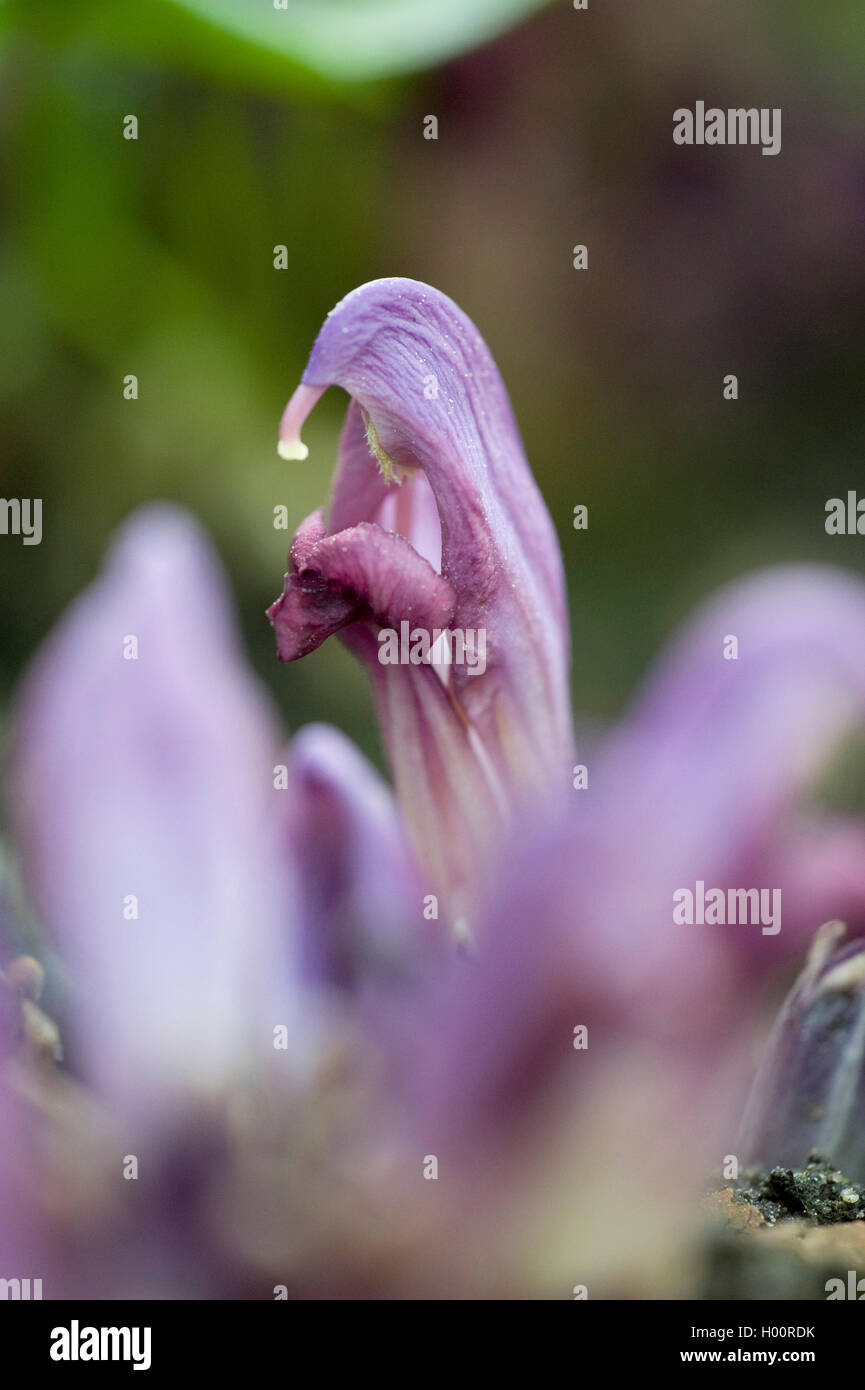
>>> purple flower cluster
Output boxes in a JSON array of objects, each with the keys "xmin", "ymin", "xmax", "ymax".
[{"xmin": 3, "ymin": 280, "xmax": 865, "ymax": 1296}]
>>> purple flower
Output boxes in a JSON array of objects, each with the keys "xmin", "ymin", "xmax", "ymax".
[{"xmin": 268, "ymin": 278, "xmax": 574, "ymax": 909}]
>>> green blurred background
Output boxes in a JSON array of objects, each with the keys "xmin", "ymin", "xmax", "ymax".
[{"xmin": 1, "ymin": 0, "xmax": 864, "ymax": 766}]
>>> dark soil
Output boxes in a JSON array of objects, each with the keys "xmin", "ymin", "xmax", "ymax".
[{"xmin": 732, "ymin": 1154, "xmax": 865, "ymax": 1226}]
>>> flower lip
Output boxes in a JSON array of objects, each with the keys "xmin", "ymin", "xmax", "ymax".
[{"xmin": 267, "ymin": 509, "xmax": 457, "ymax": 663}]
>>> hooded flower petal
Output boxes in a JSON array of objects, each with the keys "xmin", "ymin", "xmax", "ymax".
[
  {"xmin": 269, "ymin": 279, "xmax": 574, "ymax": 909},
  {"xmin": 11, "ymin": 505, "xmax": 296, "ymax": 1121}
]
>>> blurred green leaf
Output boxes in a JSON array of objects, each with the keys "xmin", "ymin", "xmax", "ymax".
[
  {"xmin": 167, "ymin": 0, "xmax": 551, "ymax": 80},
  {"xmin": 5, "ymin": 0, "xmax": 551, "ymax": 96},
  {"xmin": 777, "ymin": 0, "xmax": 865, "ymax": 85}
]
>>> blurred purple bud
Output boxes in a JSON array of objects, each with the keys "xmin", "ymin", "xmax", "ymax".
[
  {"xmin": 590, "ymin": 564, "xmax": 865, "ymax": 1010},
  {"xmin": 282, "ymin": 722, "xmax": 432, "ymax": 993},
  {"xmin": 12, "ymin": 505, "xmax": 297, "ymax": 1120}
]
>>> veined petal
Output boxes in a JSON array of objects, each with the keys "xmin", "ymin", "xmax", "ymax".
[
  {"xmin": 11, "ymin": 505, "xmax": 296, "ymax": 1118},
  {"xmin": 269, "ymin": 279, "xmax": 574, "ymax": 909}
]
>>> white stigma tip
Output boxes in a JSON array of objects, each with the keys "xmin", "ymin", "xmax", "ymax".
[{"xmin": 277, "ymin": 438, "xmax": 309, "ymax": 461}]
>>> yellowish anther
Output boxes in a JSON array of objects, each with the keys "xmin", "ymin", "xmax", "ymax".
[
  {"xmin": 363, "ymin": 411, "xmax": 406, "ymax": 485},
  {"xmin": 277, "ymin": 438, "xmax": 309, "ymax": 461}
]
